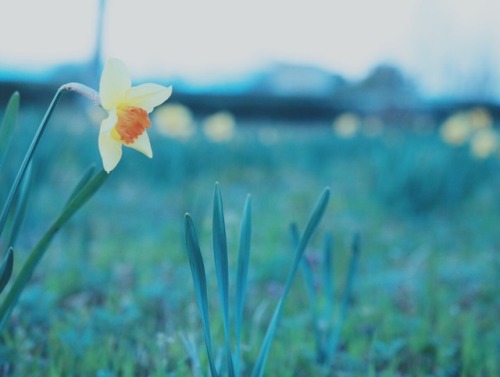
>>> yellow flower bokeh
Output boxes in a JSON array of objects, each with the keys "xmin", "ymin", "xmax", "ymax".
[
  {"xmin": 439, "ymin": 112, "xmax": 471, "ymax": 146},
  {"xmin": 154, "ymin": 103, "xmax": 195, "ymax": 140},
  {"xmin": 439, "ymin": 107, "xmax": 494, "ymax": 148},
  {"xmin": 469, "ymin": 107, "xmax": 493, "ymax": 131},
  {"xmin": 203, "ymin": 111, "xmax": 236, "ymax": 142},
  {"xmin": 470, "ymin": 128, "xmax": 498, "ymax": 159},
  {"xmin": 332, "ymin": 113, "xmax": 360, "ymax": 138}
]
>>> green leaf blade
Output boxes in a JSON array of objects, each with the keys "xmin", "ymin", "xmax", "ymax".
[
  {"xmin": 323, "ymin": 231, "xmax": 334, "ymax": 307},
  {"xmin": 0, "ymin": 248, "xmax": 13, "ymax": 294},
  {"xmin": 292, "ymin": 222, "xmax": 324, "ymax": 360},
  {"xmin": 6, "ymin": 163, "xmax": 32, "ymax": 248},
  {"xmin": 326, "ymin": 232, "xmax": 361, "ymax": 365},
  {"xmin": 184, "ymin": 213, "xmax": 218, "ymax": 377},
  {"xmin": 212, "ymin": 183, "xmax": 234, "ymax": 376},
  {"xmin": 234, "ymin": 194, "xmax": 252, "ymax": 375},
  {"xmin": 65, "ymin": 165, "xmax": 96, "ymax": 206},
  {"xmin": 0, "ymin": 92, "xmax": 20, "ymax": 168}
]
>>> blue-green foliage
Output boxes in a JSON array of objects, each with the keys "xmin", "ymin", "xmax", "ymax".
[
  {"xmin": 184, "ymin": 183, "xmax": 330, "ymax": 376},
  {"xmin": 293, "ymin": 224, "xmax": 361, "ymax": 367},
  {"xmin": 371, "ymin": 133, "xmax": 495, "ymax": 213}
]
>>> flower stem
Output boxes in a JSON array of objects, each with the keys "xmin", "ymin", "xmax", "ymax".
[{"xmin": 0, "ymin": 83, "xmax": 100, "ymax": 236}]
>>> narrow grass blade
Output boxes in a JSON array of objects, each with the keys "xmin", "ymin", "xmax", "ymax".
[
  {"xmin": 65, "ymin": 165, "xmax": 96, "ymax": 206},
  {"xmin": 234, "ymin": 194, "xmax": 251, "ymax": 375},
  {"xmin": 212, "ymin": 183, "xmax": 234, "ymax": 376},
  {"xmin": 53, "ymin": 170, "xmax": 107, "ymax": 228},
  {"xmin": 321, "ymin": 231, "xmax": 335, "ymax": 363},
  {"xmin": 0, "ymin": 170, "xmax": 107, "ymax": 331},
  {"xmin": 326, "ymin": 232, "xmax": 361, "ymax": 365},
  {"xmin": 251, "ymin": 188, "xmax": 330, "ymax": 377},
  {"xmin": 322, "ymin": 232, "xmax": 334, "ymax": 311},
  {"xmin": 6, "ymin": 163, "xmax": 32, "ymax": 248},
  {"xmin": 0, "ymin": 88, "xmax": 66, "ymax": 235},
  {"xmin": 0, "ymin": 92, "xmax": 20, "ymax": 168},
  {"xmin": 291, "ymin": 223, "xmax": 317, "ymax": 303},
  {"xmin": 184, "ymin": 213, "xmax": 218, "ymax": 377},
  {"xmin": 0, "ymin": 248, "xmax": 13, "ymax": 294},
  {"xmin": 291, "ymin": 222, "xmax": 323, "ymax": 361}
]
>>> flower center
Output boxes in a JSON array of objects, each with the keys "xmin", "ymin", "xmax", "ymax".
[{"xmin": 112, "ymin": 106, "xmax": 151, "ymax": 144}]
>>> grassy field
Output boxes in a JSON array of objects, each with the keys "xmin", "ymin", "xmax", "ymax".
[{"xmin": 1, "ymin": 100, "xmax": 499, "ymax": 376}]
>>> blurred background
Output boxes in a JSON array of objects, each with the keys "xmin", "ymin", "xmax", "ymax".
[{"xmin": 2, "ymin": 0, "xmax": 500, "ymax": 118}]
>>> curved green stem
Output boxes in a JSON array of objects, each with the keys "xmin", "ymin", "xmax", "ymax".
[{"xmin": 0, "ymin": 83, "xmax": 99, "ymax": 236}]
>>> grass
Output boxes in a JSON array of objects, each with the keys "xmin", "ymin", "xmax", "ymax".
[{"xmin": 1, "ymin": 100, "xmax": 499, "ymax": 376}]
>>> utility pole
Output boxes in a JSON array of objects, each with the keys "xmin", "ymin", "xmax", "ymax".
[{"xmin": 91, "ymin": 0, "xmax": 106, "ymax": 86}]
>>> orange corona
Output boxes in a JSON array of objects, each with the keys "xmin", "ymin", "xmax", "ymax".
[{"xmin": 113, "ymin": 106, "xmax": 151, "ymax": 144}]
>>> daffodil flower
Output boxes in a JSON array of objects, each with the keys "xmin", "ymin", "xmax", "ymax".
[{"xmin": 98, "ymin": 58, "xmax": 172, "ymax": 172}]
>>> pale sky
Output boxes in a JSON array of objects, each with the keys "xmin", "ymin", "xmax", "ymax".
[{"xmin": 1, "ymin": 0, "xmax": 500, "ymax": 98}]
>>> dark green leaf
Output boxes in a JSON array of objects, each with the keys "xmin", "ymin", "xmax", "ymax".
[
  {"xmin": 212, "ymin": 183, "xmax": 234, "ymax": 376},
  {"xmin": 323, "ymin": 232, "xmax": 334, "ymax": 308},
  {"xmin": 321, "ymin": 232, "xmax": 335, "ymax": 352},
  {"xmin": 0, "ymin": 248, "xmax": 13, "ymax": 294},
  {"xmin": 7, "ymin": 163, "xmax": 32, "ymax": 247},
  {"xmin": 184, "ymin": 213, "xmax": 218, "ymax": 377},
  {"xmin": 292, "ymin": 222, "xmax": 316, "ymax": 304},
  {"xmin": 292, "ymin": 222, "xmax": 323, "ymax": 360},
  {"xmin": 0, "ymin": 92, "xmax": 20, "ymax": 168},
  {"xmin": 326, "ymin": 232, "xmax": 361, "ymax": 364},
  {"xmin": 65, "ymin": 165, "xmax": 96, "ymax": 206},
  {"xmin": 234, "ymin": 194, "xmax": 251, "ymax": 375}
]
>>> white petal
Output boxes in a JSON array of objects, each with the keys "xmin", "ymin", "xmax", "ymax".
[
  {"xmin": 99, "ymin": 58, "xmax": 131, "ymax": 110},
  {"xmin": 125, "ymin": 84, "xmax": 172, "ymax": 113},
  {"xmin": 127, "ymin": 132, "xmax": 153, "ymax": 158},
  {"xmin": 100, "ymin": 111, "xmax": 118, "ymax": 133},
  {"xmin": 99, "ymin": 132, "xmax": 123, "ymax": 173}
]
